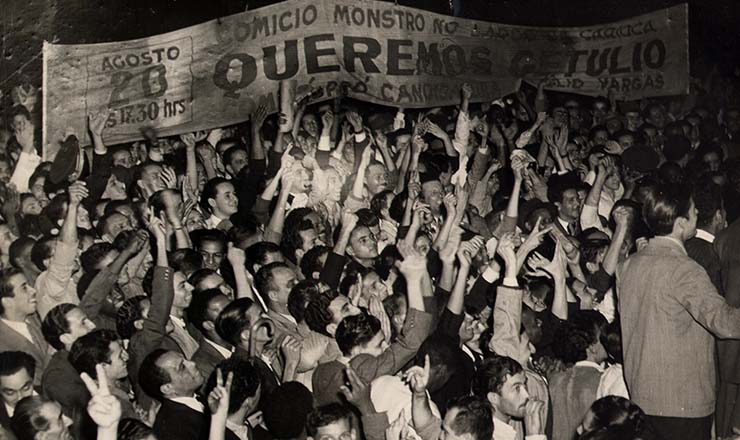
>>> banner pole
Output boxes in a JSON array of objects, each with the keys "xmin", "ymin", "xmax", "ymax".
[{"xmin": 42, "ymin": 41, "xmax": 48, "ymax": 161}]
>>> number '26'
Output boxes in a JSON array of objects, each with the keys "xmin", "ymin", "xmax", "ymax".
[{"xmin": 109, "ymin": 64, "xmax": 168, "ymax": 107}]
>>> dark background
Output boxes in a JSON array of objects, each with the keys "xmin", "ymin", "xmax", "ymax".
[{"xmin": 1, "ymin": 0, "xmax": 737, "ymax": 90}]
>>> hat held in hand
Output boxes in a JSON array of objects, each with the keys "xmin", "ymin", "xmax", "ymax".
[{"xmin": 50, "ymin": 134, "xmax": 84, "ymax": 185}]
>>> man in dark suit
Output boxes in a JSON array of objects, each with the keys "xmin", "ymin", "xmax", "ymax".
[
  {"xmin": 715, "ymin": 215, "xmax": 740, "ymax": 438},
  {"xmin": 0, "ymin": 351, "xmax": 36, "ymax": 433},
  {"xmin": 0, "ymin": 268, "xmax": 50, "ymax": 385},
  {"xmin": 139, "ymin": 348, "xmax": 208, "ymax": 440},
  {"xmin": 189, "ymin": 289, "xmax": 233, "ymax": 380},
  {"xmin": 686, "ymin": 178, "xmax": 726, "ymax": 291}
]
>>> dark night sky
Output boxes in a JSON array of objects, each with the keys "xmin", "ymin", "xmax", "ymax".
[{"xmin": 1, "ymin": 0, "xmax": 738, "ymax": 87}]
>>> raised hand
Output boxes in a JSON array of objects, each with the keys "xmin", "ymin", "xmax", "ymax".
[
  {"xmin": 253, "ymin": 104, "xmax": 268, "ymax": 129},
  {"xmin": 14, "ymin": 117, "xmax": 35, "ymax": 151},
  {"xmin": 461, "ymin": 83, "xmax": 473, "ymax": 101},
  {"xmin": 80, "ymin": 364, "xmax": 121, "ymax": 429},
  {"xmin": 496, "ymin": 232, "xmax": 518, "ymax": 265},
  {"xmin": 321, "ymin": 110, "xmax": 334, "ymax": 131},
  {"xmin": 207, "ymin": 368, "xmax": 234, "ymax": 418},
  {"xmin": 68, "ymin": 181, "xmax": 89, "ymax": 206},
  {"xmin": 524, "ymin": 399, "xmax": 545, "ymax": 435},
  {"xmin": 159, "ymin": 166, "xmax": 177, "ymax": 189},
  {"xmin": 88, "ymin": 108, "xmax": 110, "ymax": 138},
  {"xmin": 280, "ymin": 335, "xmax": 302, "ymax": 366},
  {"xmin": 227, "ymin": 242, "xmax": 247, "ymax": 267},
  {"xmin": 369, "ymin": 294, "xmax": 392, "ymax": 343},
  {"xmin": 146, "ymin": 208, "xmax": 167, "ymax": 241},
  {"xmin": 403, "ymin": 354, "xmax": 430, "ymax": 395},
  {"xmin": 346, "ymin": 111, "xmax": 363, "ymax": 133}
]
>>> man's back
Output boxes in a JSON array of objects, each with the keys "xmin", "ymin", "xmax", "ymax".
[
  {"xmin": 617, "ymin": 237, "xmax": 740, "ymax": 418},
  {"xmin": 549, "ymin": 363, "xmax": 601, "ymax": 440}
]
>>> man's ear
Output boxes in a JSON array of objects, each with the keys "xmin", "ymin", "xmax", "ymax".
[
  {"xmin": 295, "ymin": 249, "xmax": 305, "ymax": 263},
  {"xmin": 326, "ymin": 323, "xmax": 338, "ymax": 336},
  {"xmin": 311, "ymin": 271, "xmax": 320, "ymax": 280},
  {"xmin": 239, "ymin": 329, "xmax": 251, "ymax": 345},
  {"xmin": 203, "ymin": 321, "xmax": 215, "ymax": 333},
  {"xmin": 345, "ymin": 246, "xmax": 355, "ymax": 258},
  {"xmin": 208, "ymin": 198, "xmax": 217, "ymax": 210},
  {"xmin": 268, "ymin": 290, "xmax": 279, "ymax": 303},
  {"xmin": 134, "ymin": 319, "xmax": 145, "ymax": 331},
  {"xmin": 487, "ymin": 391, "xmax": 501, "ymax": 409},
  {"xmin": 160, "ymin": 383, "xmax": 175, "ymax": 397},
  {"xmin": 226, "ymin": 165, "xmax": 234, "ymax": 176}
]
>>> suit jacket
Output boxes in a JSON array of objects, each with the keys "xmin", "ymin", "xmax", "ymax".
[
  {"xmin": 715, "ymin": 220, "xmax": 740, "ymax": 383},
  {"xmin": 549, "ymin": 363, "xmax": 602, "ymax": 440},
  {"xmin": 192, "ymin": 339, "xmax": 230, "ymax": 382},
  {"xmin": 312, "ymin": 308, "xmax": 433, "ymax": 406},
  {"xmin": 266, "ymin": 309, "xmax": 299, "ymax": 345},
  {"xmin": 153, "ymin": 399, "xmax": 208, "ymax": 440},
  {"xmin": 128, "ymin": 267, "xmax": 181, "ymax": 410},
  {"xmin": 41, "ymin": 350, "xmax": 88, "ymax": 418},
  {"xmin": 686, "ymin": 235, "xmax": 722, "ymax": 292},
  {"xmin": 617, "ymin": 236, "xmax": 740, "ymax": 418},
  {"xmin": 0, "ymin": 314, "xmax": 50, "ymax": 386}
]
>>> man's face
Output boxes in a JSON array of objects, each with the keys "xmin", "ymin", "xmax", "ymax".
[
  {"xmin": 199, "ymin": 240, "xmax": 225, "ymax": 271},
  {"xmin": 64, "ymin": 307, "xmax": 96, "ymax": 345},
  {"xmin": 105, "ymin": 213, "xmax": 132, "ymax": 242},
  {"xmin": 21, "ymin": 195, "xmax": 42, "ymax": 216},
  {"xmin": 422, "ymin": 180, "xmax": 444, "ymax": 212},
  {"xmin": 212, "ymin": 182, "xmax": 238, "ymax": 217},
  {"xmin": 0, "ymin": 367, "xmax": 34, "ymax": 409},
  {"xmin": 77, "ymin": 205, "xmax": 92, "ymax": 230},
  {"xmin": 298, "ymin": 227, "xmax": 323, "ymax": 256},
  {"xmin": 348, "ymin": 226, "xmax": 378, "ymax": 260},
  {"xmin": 104, "ymin": 340, "xmax": 129, "ymax": 380},
  {"xmin": 648, "ymin": 106, "xmax": 666, "ymax": 129},
  {"xmin": 304, "ymin": 212, "xmax": 327, "ymax": 244},
  {"xmin": 703, "ymin": 152, "xmax": 721, "ymax": 172},
  {"xmin": 617, "ymin": 133, "xmax": 635, "ymax": 150},
  {"xmin": 625, "ymin": 112, "xmax": 642, "ymax": 131},
  {"xmin": 0, "ymin": 224, "xmax": 17, "ymax": 255},
  {"xmin": 683, "ymin": 199, "xmax": 698, "ymax": 240},
  {"xmin": 173, "ymin": 271, "xmax": 194, "ymax": 310},
  {"xmin": 4, "ymin": 273, "xmax": 37, "ymax": 316},
  {"xmin": 302, "ymin": 114, "xmax": 319, "ymax": 137},
  {"xmin": 228, "ymin": 150, "xmax": 249, "ymax": 177},
  {"xmin": 112, "ymin": 150, "xmax": 133, "ymax": 168},
  {"xmin": 557, "ymin": 189, "xmax": 580, "ymax": 222},
  {"xmin": 30, "ymin": 177, "xmax": 49, "ymax": 207},
  {"xmin": 441, "ymin": 408, "xmax": 473, "ymax": 440},
  {"xmin": 365, "ymin": 164, "xmax": 388, "ymax": 196},
  {"xmin": 311, "ymin": 417, "xmax": 355, "ymax": 440},
  {"xmin": 359, "ymin": 330, "xmax": 388, "ymax": 357},
  {"xmin": 328, "ymin": 295, "xmax": 361, "ymax": 327},
  {"xmin": 205, "ymin": 294, "xmax": 230, "ymax": 324},
  {"xmin": 114, "ymin": 204, "xmax": 139, "ymax": 229},
  {"xmin": 552, "ymin": 107, "xmax": 568, "ymax": 126},
  {"xmin": 141, "ymin": 164, "xmax": 164, "ymax": 195},
  {"xmin": 157, "ymin": 351, "xmax": 204, "ymax": 396},
  {"xmin": 497, "ymin": 372, "xmax": 529, "ymax": 419},
  {"xmin": 591, "ymin": 129, "xmax": 608, "ymax": 147},
  {"xmin": 458, "ymin": 312, "xmax": 484, "ymax": 345},
  {"xmin": 269, "ymin": 266, "xmax": 298, "ymax": 307}
]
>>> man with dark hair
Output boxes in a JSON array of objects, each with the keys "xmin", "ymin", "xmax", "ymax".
[
  {"xmin": 0, "ymin": 351, "xmax": 36, "ymax": 428},
  {"xmin": 472, "ymin": 356, "xmax": 545, "ymax": 440},
  {"xmin": 40, "ymin": 303, "xmax": 95, "ymax": 419},
  {"xmin": 192, "ymin": 228, "xmax": 228, "ymax": 272},
  {"xmin": 549, "ymin": 312, "xmax": 608, "ymax": 440},
  {"xmin": 8, "ymin": 237, "xmax": 38, "ymax": 287},
  {"xmin": 686, "ymin": 177, "xmax": 726, "ymax": 290},
  {"xmin": 69, "ymin": 329, "xmax": 134, "ymax": 418},
  {"xmin": 313, "ymin": 253, "xmax": 432, "ymax": 406},
  {"xmin": 0, "ymin": 268, "xmax": 49, "ymax": 385},
  {"xmin": 255, "ymin": 262, "xmax": 299, "ymax": 343},
  {"xmin": 442, "ymin": 395, "xmax": 494, "ymax": 440},
  {"xmin": 189, "ymin": 289, "xmax": 232, "ymax": 380},
  {"xmin": 280, "ymin": 218, "xmax": 324, "ymax": 266},
  {"xmin": 202, "ymin": 177, "xmax": 238, "ymax": 231},
  {"xmin": 245, "ymin": 241, "xmax": 283, "ymax": 275},
  {"xmin": 34, "ymin": 181, "xmax": 87, "ymax": 318},
  {"xmin": 203, "ymin": 357, "xmax": 263, "ymax": 440},
  {"xmin": 548, "ymin": 178, "xmax": 583, "ymax": 237},
  {"xmin": 139, "ymin": 348, "xmax": 207, "ymax": 440},
  {"xmin": 303, "ymin": 289, "xmax": 361, "ymax": 338},
  {"xmin": 617, "ymin": 184, "xmax": 740, "ymax": 439},
  {"xmin": 306, "ymin": 403, "xmax": 355, "ymax": 440}
]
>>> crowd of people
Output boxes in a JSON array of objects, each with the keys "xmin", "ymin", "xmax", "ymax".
[{"xmin": 0, "ymin": 61, "xmax": 739, "ymax": 440}]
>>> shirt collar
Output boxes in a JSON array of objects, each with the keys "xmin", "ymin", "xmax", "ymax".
[
  {"xmin": 170, "ymin": 315, "xmax": 186, "ymax": 329},
  {"xmin": 574, "ymin": 360, "xmax": 605, "ymax": 372},
  {"xmin": 205, "ymin": 338, "xmax": 234, "ymax": 359},
  {"xmin": 492, "ymin": 416, "xmax": 517, "ymax": 440},
  {"xmin": 695, "ymin": 229, "xmax": 715, "ymax": 243},
  {"xmin": 170, "ymin": 396, "xmax": 205, "ymax": 413}
]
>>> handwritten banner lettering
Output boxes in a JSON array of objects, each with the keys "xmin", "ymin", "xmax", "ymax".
[{"xmin": 42, "ymin": 0, "xmax": 688, "ymax": 159}]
